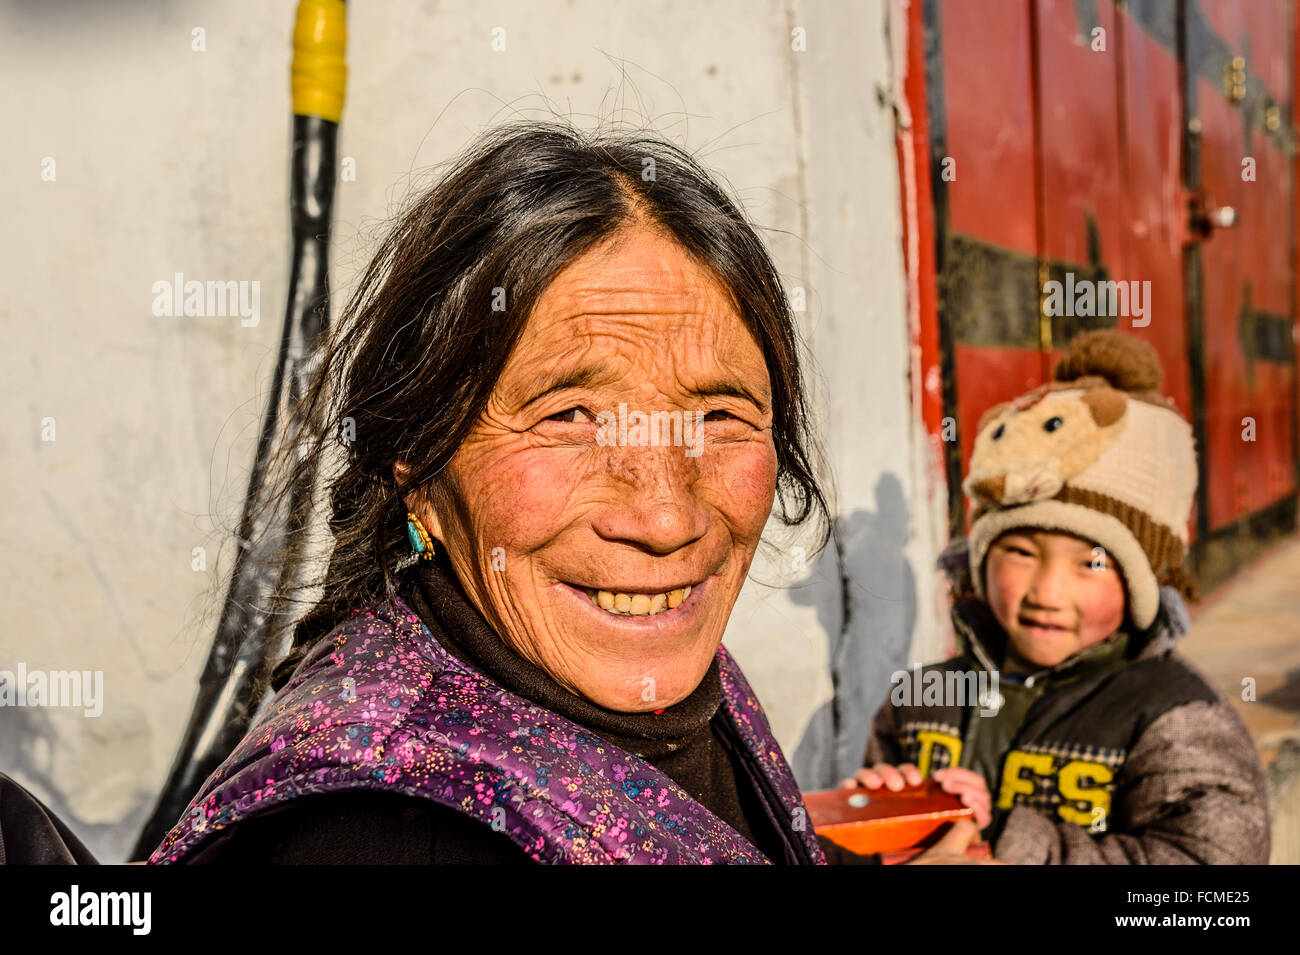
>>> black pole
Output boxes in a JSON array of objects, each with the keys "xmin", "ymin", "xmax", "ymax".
[{"xmin": 131, "ymin": 0, "xmax": 346, "ymax": 861}]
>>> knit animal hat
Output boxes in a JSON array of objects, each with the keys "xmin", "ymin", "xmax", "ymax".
[{"xmin": 963, "ymin": 331, "xmax": 1199, "ymax": 630}]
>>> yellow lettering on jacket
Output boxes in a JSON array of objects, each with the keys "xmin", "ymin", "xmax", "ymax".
[
  {"xmin": 1056, "ymin": 759, "xmax": 1113, "ymax": 825},
  {"xmin": 915, "ymin": 730, "xmax": 962, "ymax": 777},
  {"xmin": 996, "ymin": 750, "xmax": 1054, "ymax": 809}
]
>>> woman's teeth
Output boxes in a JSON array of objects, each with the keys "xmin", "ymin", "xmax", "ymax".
[{"xmin": 583, "ymin": 585, "xmax": 692, "ymax": 616}]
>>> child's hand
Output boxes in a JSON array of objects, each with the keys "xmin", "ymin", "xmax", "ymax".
[
  {"xmin": 931, "ymin": 767, "xmax": 992, "ymax": 829},
  {"xmin": 907, "ymin": 819, "xmax": 1012, "ymax": 865},
  {"xmin": 838, "ymin": 764, "xmax": 993, "ymax": 829},
  {"xmin": 839, "ymin": 762, "xmax": 923, "ymax": 792}
]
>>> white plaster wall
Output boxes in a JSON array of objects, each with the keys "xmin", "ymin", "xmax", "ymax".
[
  {"xmin": 0, "ymin": 0, "xmax": 943, "ymax": 861},
  {"xmin": 724, "ymin": 0, "xmax": 946, "ymax": 790}
]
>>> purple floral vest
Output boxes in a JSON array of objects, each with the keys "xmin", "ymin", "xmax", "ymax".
[{"xmin": 149, "ymin": 595, "xmax": 825, "ymax": 865}]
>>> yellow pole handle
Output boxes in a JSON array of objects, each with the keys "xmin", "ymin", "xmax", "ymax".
[{"xmin": 292, "ymin": 0, "xmax": 347, "ymax": 122}]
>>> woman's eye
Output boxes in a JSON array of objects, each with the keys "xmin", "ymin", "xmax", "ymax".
[
  {"xmin": 545, "ymin": 407, "xmax": 592, "ymax": 424},
  {"xmin": 542, "ymin": 407, "xmax": 743, "ymax": 427}
]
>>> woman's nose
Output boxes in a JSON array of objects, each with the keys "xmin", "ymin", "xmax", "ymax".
[{"xmin": 593, "ymin": 446, "xmax": 707, "ymax": 554}]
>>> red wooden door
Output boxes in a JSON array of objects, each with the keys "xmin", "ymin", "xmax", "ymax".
[
  {"xmin": 922, "ymin": 0, "xmax": 1298, "ymax": 574},
  {"xmin": 1187, "ymin": 0, "xmax": 1297, "ymax": 541}
]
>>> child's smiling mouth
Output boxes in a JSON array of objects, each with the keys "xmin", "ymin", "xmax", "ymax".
[{"xmin": 1018, "ymin": 614, "xmax": 1071, "ymax": 634}]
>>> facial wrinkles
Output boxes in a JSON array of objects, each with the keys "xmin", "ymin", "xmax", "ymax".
[
  {"xmin": 516, "ymin": 233, "xmax": 770, "ymax": 400},
  {"xmin": 475, "ymin": 323, "xmax": 746, "ymax": 547},
  {"xmin": 514, "ymin": 312, "xmax": 767, "ymax": 417},
  {"xmin": 411, "ymin": 226, "xmax": 778, "ymax": 709},
  {"xmin": 491, "ymin": 305, "xmax": 769, "ymax": 551}
]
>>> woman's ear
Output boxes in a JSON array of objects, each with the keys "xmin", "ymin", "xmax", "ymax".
[
  {"xmin": 393, "ymin": 460, "xmax": 415, "ymax": 508},
  {"xmin": 393, "ymin": 460, "xmax": 448, "ymax": 542}
]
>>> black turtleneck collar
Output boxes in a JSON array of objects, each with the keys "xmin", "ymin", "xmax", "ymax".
[{"xmin": 400, "ymin": 551, "xmax": 724, "ymax": 760}]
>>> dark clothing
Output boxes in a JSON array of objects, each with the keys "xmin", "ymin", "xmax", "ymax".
[
  {"xmin": 957, "ymin": 602, "xmax": 1134, "ymax": 808},
  {"xmin": 198, "ymin": 556, "xmax": 874, "ymax": 864},
  {"xmin": 0, "ymin": 772, "xmax": 99, "ymax": 865},
  {"xmin": 865, "ymin": 587, "xmax": 1271, "ymax": 864},
  {"xmin": 203, "ymin": 788, "xmax": 531, "ymax": 865}
]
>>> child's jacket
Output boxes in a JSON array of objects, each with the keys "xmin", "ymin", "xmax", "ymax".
[{"xmin": 864, "ymin": 586, "xmax": 1270, "ymax": 863}]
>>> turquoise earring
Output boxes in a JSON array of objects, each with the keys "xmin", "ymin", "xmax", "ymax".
[{"xmin": 406, "ymin": 512, "xmax": 436, "ymax": 560}]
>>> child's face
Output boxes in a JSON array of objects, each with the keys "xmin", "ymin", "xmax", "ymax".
[{"xmin": 984, "ymin": 529, "xmax": 1127, "ymax": 670}]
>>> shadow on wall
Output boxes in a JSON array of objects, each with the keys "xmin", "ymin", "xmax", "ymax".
[{"xmin": 789, "ymin": 472, "xmax": 916, "ymax": 790}]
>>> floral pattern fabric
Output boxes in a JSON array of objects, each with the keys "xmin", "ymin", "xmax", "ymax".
[{"xmin": 149, "ymin": 595, "xmax": 825, "ymax": 865}]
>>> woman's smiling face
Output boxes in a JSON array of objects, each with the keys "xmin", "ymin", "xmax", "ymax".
[{"xmin": 398, "ymin": 224, "xmax": 778, "ymax": 711}]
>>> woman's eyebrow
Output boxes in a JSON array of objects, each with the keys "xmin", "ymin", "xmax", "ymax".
[
  {"xmin": 514, "ymin": 364, "xmax": 616, "ymax": 410},
  {"xmin": 514, "ymin": 363, "xmax": 770, "ymax": 412}
]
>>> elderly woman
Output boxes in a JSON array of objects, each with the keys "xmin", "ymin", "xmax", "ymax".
[{"xmin": 147, "ymin": 122, "xmax": 972, "ymax": 865}]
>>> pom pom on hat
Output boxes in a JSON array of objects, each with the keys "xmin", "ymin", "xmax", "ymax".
[{"xmin": 1054, "ymin": 329, "xmax": 1162, "ymax": 393}]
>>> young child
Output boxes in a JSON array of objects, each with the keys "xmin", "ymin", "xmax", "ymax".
[{"xmin": 847, "ymin": 331, "xmax": 1270, "ymax": 864}]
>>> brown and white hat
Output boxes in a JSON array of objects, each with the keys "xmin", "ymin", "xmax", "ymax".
[{"xmin": 962, "ymin": 331, "xmax": 1199, "ymax": 630}]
